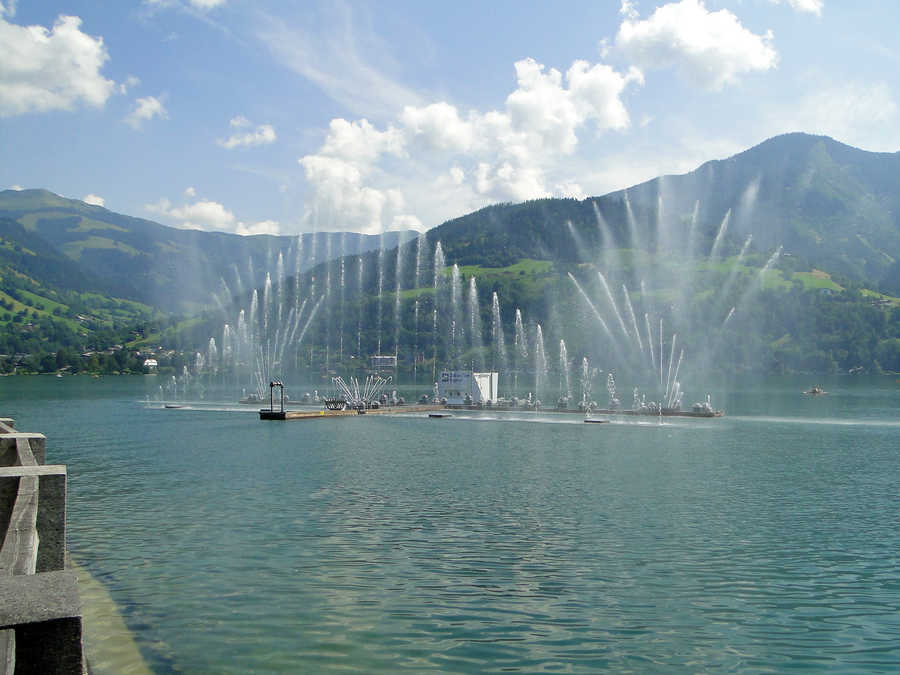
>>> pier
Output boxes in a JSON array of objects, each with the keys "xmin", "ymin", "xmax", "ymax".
[
  {"xmin": 1, "ymin": 417, "xmax": 84, "ymax": 674},
  {"xmin": 260, "ymin": 404, "xmax": 443, "ymax": 420},
  {"xmin": 259, "ymin": 403, "xmax": 722, "ymax": 421}
]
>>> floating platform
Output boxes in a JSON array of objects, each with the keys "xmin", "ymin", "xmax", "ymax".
[
  {"xmin": 593, "ymin": 409, "xmax": 724, "ymax": 418},
  {"xmin": 260, "ymin": 404, "xmax": 722, "ymax": 421},
  {"xmin": 443, "ymin": 405, "xmax": 724, "ymax": 418},
  {"xmin": 259, "ymin": 404, "xmax": 443, "ymax": 420}
]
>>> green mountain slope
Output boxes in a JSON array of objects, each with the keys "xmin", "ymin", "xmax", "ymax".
[
  {"xmin": 0, "ymin": 189, "xmax": 413, "ymax": 312},
  {"xmin": 426, "ymin": 133, "xmax": 900, "ymax": 289},
  {"xmin": 0, "ymin": 216, "xmax": 161, "ymax": 369},
  {"xmin": 0, "ymin": 217, "xmax": 115, "ymax": 294}
]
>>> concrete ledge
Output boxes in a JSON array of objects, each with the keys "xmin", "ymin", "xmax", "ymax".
[
  {"xmin": 0, "ymin": 434, "xmax": 46, "ymax": 467},
  {"xmin": 0, "ymin": 420, "xmax": 13, "ymax": 433},
  {"xmin": 0, "ymin": 572, "xmax": 83, "ymax": 674},
  {"xmin": 0, "ymin": 467, "xmax": 66, "ymax": 573},
  {"xmin": 0, "ymin": 476, "xmax": 38, "ymax": 575},
  {"xmin": 0, "ymin": 629, "xmax": 14, "ymax": 675}
]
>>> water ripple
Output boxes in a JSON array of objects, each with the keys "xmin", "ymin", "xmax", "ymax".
[{"xmin": 4, "ymin": 380, "xmax": 900, "ymax": 672}]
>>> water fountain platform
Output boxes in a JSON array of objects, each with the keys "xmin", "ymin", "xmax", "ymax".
[
  {"xmin": 594, "ymin": 408, "xmax": 724, "ymax": 418},
  {"xmin": 442, "ymin": 404, "xmax": 723, "ymax": 418},
  {"xmin": 259, "ymin": 404, "xmax": 443, "ymax": 421}
]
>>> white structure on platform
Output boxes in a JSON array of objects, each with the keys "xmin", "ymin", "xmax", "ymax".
[{"xmin": 438, "ymin": 371, "xmax": 499, "ymax": 405}]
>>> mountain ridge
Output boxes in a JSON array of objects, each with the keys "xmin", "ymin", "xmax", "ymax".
[
  {"xmin": 0, "ymin": 188, "xmax": 414, "ymax": 312},
  {"xmin": 426, "ymin": 133, "xmax": 900, "ymax": 291}
]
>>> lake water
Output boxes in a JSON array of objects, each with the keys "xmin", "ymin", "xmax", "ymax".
[{"xmin": 2, "ymin": 375, "xmax": 898, "ymax": 673}]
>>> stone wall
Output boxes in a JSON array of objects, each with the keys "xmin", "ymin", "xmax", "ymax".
[{"xmin": 0, "ymin": 417, "xmax": 84, "ymax": 674}]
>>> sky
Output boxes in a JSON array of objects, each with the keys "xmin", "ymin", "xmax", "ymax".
[{"xmin": 2, "ymin": 0, "xmax": 899, "ymax": 236}]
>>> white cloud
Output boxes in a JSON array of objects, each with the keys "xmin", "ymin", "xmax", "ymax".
[
  {"xmin": 401, "ymin": 102, "xmax": 473, "ymax": 153},
  {"xmin": 188, "ymin": 0, "xmax": 226, "ymax": 9},
  {"xmin": 145, "ymin": 193, "xmax": 283, "ymax": 235},
  {"xmin": 299, "ymin": 154, "xmax": 401, "ymax": 234},
  {"xmin": 320, "ymin": 118, "xmax": 404, "ymax": 162},
  {"xmin": 125, "ymin": 95, "xmax": 167, "ymax": 129},
  {"xmin": 168, "ymin": 199, "xmax": 235, "ymax": 230},
  {"xmin": 236, "ymin": 219, "xmax": 280, "ymax": 236},
  {"xmin": 118, "ymin": 74, "xmax": 140, "ymax": 95},
  {"xmin": 616, "ymin": 0, "xmax": 778, "ymax": 90},
  {"xmin": 258, "ymin": 7, "xmax": 424, "ymax": 119},
  {"xmin": 619, "ymin": 1, "xmax": 638, "ymax": 20},
  {"xmin": 390, "ymin": 214, "xmax": 424, "ymax": 232},
  {"xmin": 298, "ymin": 55, "xmax": 643, "ymax": 230},
  {"xmin": 0, "ymin": 14, "xmax": 115, "ymax": 117},
  {"xmin": 0, "ymin": 1, "xmax": 18, "ymax": 19},
  {"xmin": 83, "ymin": 193, "xmax": 104, "ymax": 206},
  {"xmin": 765, "ymin": 81, "xmax": 899, "ymax": 150},
  {"xmin": 770, "ymin": 0, "xmax": 823, "ymax": 15},
  {"xmin": 555, "ymin": 182, "xmax": 586, "ymax": 200},
  {"xmin": 143, "ymin": 0, "xmax": 226, "ymax": 10},
  {"xmin": 217, "ymin": 116, "xmax": 277, "ymax": 149}
]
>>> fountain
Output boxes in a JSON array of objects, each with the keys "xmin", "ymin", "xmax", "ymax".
[{"xmin": 182, "ymin": 165, "xmax": 787, "ymax": 422}]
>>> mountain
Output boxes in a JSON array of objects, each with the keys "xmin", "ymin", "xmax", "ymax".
[
  {"xmin": 3, "ymin": 133, "xmax": 899, "ymax": 375},
  {"xmin": 0, "ymin": 189, "xmax": 413, "ymax": 312},
  {"xmin": 0, "ymin": 217, "xmax": 114, "ymax": 294},
  {"xmin": 426, "ymin": 134, "xmax": 900, "ymax": 291}
]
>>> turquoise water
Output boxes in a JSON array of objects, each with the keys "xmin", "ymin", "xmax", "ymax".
[{"xmin": 2, "ymin": 375, "xmax": 899, "ymax": 672}]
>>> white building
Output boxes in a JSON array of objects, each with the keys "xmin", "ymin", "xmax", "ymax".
[{"xmin": 437, "ymin": 371, "xmax": 499, "ymax": 405}]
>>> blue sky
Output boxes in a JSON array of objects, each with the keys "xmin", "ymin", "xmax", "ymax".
[{"xmin": 2, "ymin": 0, "xmax": 899, "ymax": 235}]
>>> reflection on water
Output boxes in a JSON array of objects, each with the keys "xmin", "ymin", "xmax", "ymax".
[{"xmin": 2, "ymin": 375, "xmax": 898, "ymax": 672}]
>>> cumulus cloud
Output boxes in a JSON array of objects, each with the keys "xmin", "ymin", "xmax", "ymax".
[
  {"xmin": 401, "ymin": 102, "xmax": 473, "ymax": 153},
  {"xmin": 217, "ymin": 115, "xmax": 276, "ymax": 149},
  {"xmin": 236, "ymin": 219, "xmax": 281, "ymax": 236},
  {"xmin": 118, "ymin": 74, "xmax": 140, "ymax": 95},
  {"xmin": 169, "ymin": 199, "xmax": 235, "ymax": 230},
  {"xmin": 125, "ymin": 95, "xmax": 167, "ymax": 129},
  {"xmin": 299, "ymin": 56, "xmax": 642, "ymax": 232},
  {"xmin": 147, "ymin": 196, "xmax": 233, "ymax": 230},
  {"xmin": 299, "ymin": 154, "xmax": 404, "ymax": 234},
  {"xmin": 320, "ymin": 118, "xmax": 404, "ymax": 162},
  {"xmin": 770, "ymin": 0, "xmax": 823, "ymax": 14},
  {"xmin": 145, "ymin": 193, "xmax": 281, "ymax": 235},
  {"xmin": 0, "ymin": 13, "xmax": 115, "ymax": 117},
  {"xmin": 616, "ymin": 0, "xmax": 778, "ymax": 90},
  {"xmin": 83, "ymin": 193, "xmax": 104, "ymax": 206}
]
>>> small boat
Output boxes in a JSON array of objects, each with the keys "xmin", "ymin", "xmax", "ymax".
[
  {"xmin": 164, "ymin": 404, "xmax": 182, "ymax": 409},
  {"xmin": 428, "ymin": 413, "xmax": 452, "ymax": 418},
  {"xmin": 804, "ymin": 386, "xmax": 827, "ymax": 396},
  {"xmin": 584, "ymin": 418, "xmax": 610, "ymax": 424}
]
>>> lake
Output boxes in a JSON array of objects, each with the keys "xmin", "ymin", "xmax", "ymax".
[{"xmin": 2, "ymin": 375, "xmax": 898, "ymax": 673}]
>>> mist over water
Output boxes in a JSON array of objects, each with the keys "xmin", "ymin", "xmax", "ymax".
[{"xmin": 188, "ymin": 171, "xmax": 827, "ymax": 415}]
